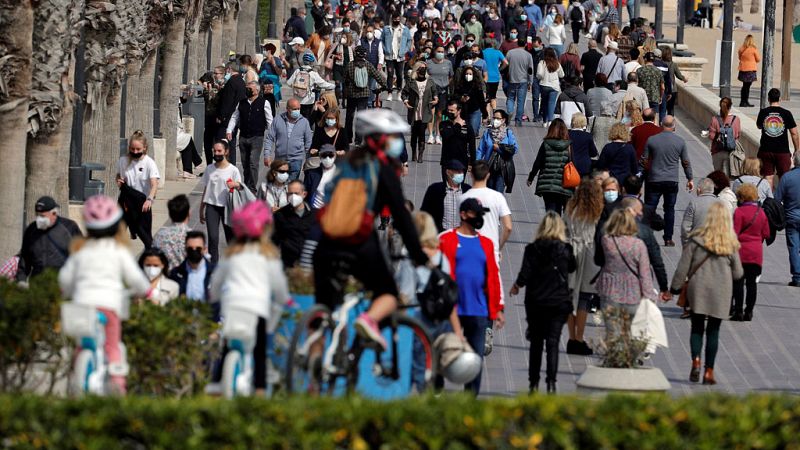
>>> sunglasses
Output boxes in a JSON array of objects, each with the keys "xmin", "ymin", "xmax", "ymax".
[
  {"xmin": 186, "ymin": 246, "xmax": 203, "ymax": 252},
  {"xmin": 275, "ymin": 169, "xmax": 289, "ymax": 174}
]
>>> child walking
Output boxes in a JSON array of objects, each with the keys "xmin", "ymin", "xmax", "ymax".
[
  {"xmin": 58, "ymin": 195, "xmax": 151, "ymax": 394},
  {"xmin": 510, "ymin": 212, "xmax": 576, "ymax": 394}
]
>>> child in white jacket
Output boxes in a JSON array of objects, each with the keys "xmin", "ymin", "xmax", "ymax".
[
  {"xmin": 210, "ymin": 200, "xmax": 289, "ymax": 395},
  {"xmin": 58, "ymin": 195, "xmax": 151, "ymax": 394}
]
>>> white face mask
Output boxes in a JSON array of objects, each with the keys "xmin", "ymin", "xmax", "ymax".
[
  {"xmin": 492, "ymin": 118, "xmax": 503, "ymax": 128},
  {"xmin": 144, "ymin": 266, "xmax": 162, "ymax": 281},
  {"xmin": 321, "ymin": 156, "xmax": 335, "ymax": 168},
  {"xmin": 465, "ymin": 74, "xmax": 473, "ymax": 82},
  {"xmin": 35, "ymin": 215, "xmax": 52, "ymax": 230},
  {"xmin": 276, "ymin": 172, "xmax": 289, "ymax": 183},
  {"xmin": 366, "ymin": 31, "xmax": 374, "ymax": 40},
  {"xmin": 289, "ymin": 193, "xmax": 304, "ymax": 208}
]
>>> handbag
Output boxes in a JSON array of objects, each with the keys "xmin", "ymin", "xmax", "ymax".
[
  {"xmin": 677, "ymin": 250, "xmax": 712, "ymax": 308},
  {"xmin": 562, "ymin": 144, "xmax": 580, "ymax": 189}
]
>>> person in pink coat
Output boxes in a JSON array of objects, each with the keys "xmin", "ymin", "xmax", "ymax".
[{"xmin": 731, "ymin": 184, "xmax": 770, "ymax": 321}]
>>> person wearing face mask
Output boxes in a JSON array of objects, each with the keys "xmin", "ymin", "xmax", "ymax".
[
  {"xmin": 287, "ymin": 52, "xmax": 335, "ymax": 120},
  {"xmin": 522, "ymin": 0, "xmax": 544, "ymax": 31},
  {"xmin": 201, "ymin": 66, "xmax": 226, "ymax": 165},
  {"xmin": 439, "ymin": 198, "xmax": 504, "ymax": 395},
  {"xmin": 402, "ymin": 64, "xmax": 439, "ymax": 163},
  {"xmin": 421, "ymin": 160, "xmax": 473, "ymax": 232},
  {"xmin": 500, "ymin": 28, "xmax": 520, "ymax": 53},
  {"xmin": 453, "ymin": 34, "xmax": 476, "ymax": 68},
  {"xmin": 225, "ymin": 80, "xmax": 274, "ymax": 193},
  {"xmin": 503, "ymin": 39, "xmax": 535, "ymax": 126},
  {"xmin": 16, "ymin": 196, "xmax": 82, "ymax": 282},
  {"xmin": 483, "ymin": 8, "xmax": 506, "ymax": 44},
  {"xmin": 382, "ymin": 15, "xmax": 412, "ymax": 102},
  {"xmin": 214, "ymin": 61, "xmax": 247, "ymax": 165},
  {"xmin": 481, "ymin": 40, "xmax": 508, "ymax": 115},
  {"xmin": 263, "ymin": 98, "xmax": 313, "ymax": 181},
  {"xmin": 139, "ymin": 248, "xmax": 179, "ymax": 305},
  {"xmin": 200, "ymin": 140, "xmax": 244, "ymax": 263},
  {"xmin": 260, "ymin": 159, "xmax": 292, "ymax": 212},
  {"xmin": 303, "ymin": 145, "xmax": 339, "ymax": 209},
  {"xmin": 116, "ymin": 130, "xmax": 161, "ymax": 249},
  {"xmin": 343, "ymin": 46, "xmax": 389, "ymax": 144},
  {"xmin": 360, "ymin": 26, "xmax": 385, "ymax": 107},
  {"xmin": 169, "ymin": 231, "xmax": 217, "ymax": 308},
  {"xmin": 477, "ymin": 109, "xmax": 519, "ymax": 193},
  {"xmin": 459, "ymin": 43, "xmax": 489, "ymax": 82},
  {"xmin": 507, "ymin": 7, "xmax": 535, "ymax": 42},
  {"xmin": 462, "ymin": 12, "xmax": 484, "ymax": 47},
  {"xmin": 310, "ymin": 109, "xmax": 347, "ymax": 162},
  {"xmin": 313, "ymin": 109, "xmax": 429, "ymax": 351},
  {"xmin": 273, "ymin": 181, "xmax": 317, "ymax": 268},
  {"xmin": 311, "ymin": 0, "xmax": 327, "ymax": 31},
  {"xmin": 455, "ymin": 67, "xmax": 488, "ymax": 140}
]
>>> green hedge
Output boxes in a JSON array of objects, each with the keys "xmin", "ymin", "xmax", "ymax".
[{"xmin": 2, "ymin": 394, "xmax": 800, "ymax": 449}]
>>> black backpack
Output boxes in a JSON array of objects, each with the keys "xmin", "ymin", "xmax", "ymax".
[
  {"xmin": 761, "ymin": 196, "xmax": 785, "ymax": 245},
  {"xmin": 418, "ymin": 265, "xmax": 459, "ymax": 322}
]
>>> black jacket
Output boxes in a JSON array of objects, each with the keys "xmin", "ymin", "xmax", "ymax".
[
  {"xmin": 284, "ymin": 15, "xmax": 308, "ymax": 41},
  {"xmin": 420, "ymin": 181, "xmax": 472, "ymax": 232},
  {"xmin": 168, "ymin": 259, "xmax": 219, "ymax": 319},
  {"xmin": 17, "ymin": 216, "xmax": 83, "ymax": 280},
  {"xmin": 515, "ymin": 239, "xmax": 576, "ymax": 308},
  {"xmin": 216, "ymin": 75, "xmax": 246, "ymax": 124},
  {"xmin": 273, "ymin": 203, "xmax": 317, "ymax": 268},
  {"xmin": 439, "ymin": 120, "xmax": 476, "ymax": 168}
]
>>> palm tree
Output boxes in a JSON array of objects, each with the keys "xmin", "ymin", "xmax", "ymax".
[
  {"xmin": 0, "ymin": 1, "xmax": 34, "ymax": 259},
  {"xmin": 237, "ymin": 0, "xmax": 258, "ymax": 55}
]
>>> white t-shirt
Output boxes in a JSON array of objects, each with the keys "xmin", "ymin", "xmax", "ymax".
[
  {"xmin": 624, "ymin": 60, "xmax": 641, "ymax": 76},
  {"xmin": 459, "ymin": 187, "xmax": 511, "ymax": 256},
  {"xmin": 202, "ymin": 163, "xmax": 242, "ymax": 207},
  {"xmin": 117, "ymin": 155, "xmax": 160, "ymax": 196}
]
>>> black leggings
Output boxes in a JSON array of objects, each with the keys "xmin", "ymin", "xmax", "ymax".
[
  {"xmin": 741, "ymin": 82, "xmax": 753, "ymax": 104},
  {"xmin": 732, "ymin": 263, "xmax": 761, "ymax": 314},
  {"xmin": 410, "ymin": 120, "xmax": 426, "ymax": 159},
  {"xmin": 690, "ymin": 314, "xmax": 722, "ymax": 368},
  {"xmin": 527, "ymin": 305, "xmax": 569, "ymax": 386},
  {"xmin": 666, "ymin": 91, "xmax": 677, "ymax": 116},
  {"xmin": 542, "ymin": 193, "xmax": 569, "ymax": 215}
]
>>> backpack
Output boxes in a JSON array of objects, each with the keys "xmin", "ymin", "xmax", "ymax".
[
  {"xmin": 317, "ymin": 156, "xmax": 380, "ymax": 244},
  {"xmin": 715, "ymin": 115, "xmax": 737, "ymax": 152},
  {"xmin": 418, "ymin": 263, "xmax": 459, "ymax": 322},
  {"xmin": 292, "ymin": 68, "xmax": 312, "ymax": 99},
  {"xmin": 570, "ymin": 6, "xmax": 583, "ymax": 23},
  {"xmin": 761, "ymin": 196, "xmax": 785, "ymax": 245},
  {"xmin": 354, "ymin": 64, "xmax": 369, "ymax": 88}
]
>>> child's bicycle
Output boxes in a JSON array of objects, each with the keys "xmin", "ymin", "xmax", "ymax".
[
  {"xmin": 285, "ymin": 290, "xmax": 437, "ymax": 398},
  {"xmin": 60, "ymin": 302, "xmax": 129, "ymax": 396},
  {"xmin": 219, "ymin": 307, "xmax": 259, "ymax": 398}
]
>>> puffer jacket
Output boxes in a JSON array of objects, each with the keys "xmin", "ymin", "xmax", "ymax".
[
  {"xmin": 514, "ymin": 239, "xmax": 576, "ymax": 308},
  {"xmin": 527, "ymin": 138, "xmax": 573, "ymax": 198}
]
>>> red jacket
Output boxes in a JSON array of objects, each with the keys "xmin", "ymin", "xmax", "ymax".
[
  {"xmin": 439, "ymin": 229, "xmax": 502, "ymax": 320},
  {"xmin": 630, "ymin": 122, "xmax": 662, "ymax": 160},
  {"xmin": 734, "ymin": 203, "xmax": 770, "ymax": 266}
]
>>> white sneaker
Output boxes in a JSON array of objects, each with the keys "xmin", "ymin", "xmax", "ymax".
[
  {"xmin": 427, "ymin": 135, "xmax": 435, "ymax": 144},
  {"xmin": 435, "ymin": 135, "xmax": 442, "ymax": 145}
]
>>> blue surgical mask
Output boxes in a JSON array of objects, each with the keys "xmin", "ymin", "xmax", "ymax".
[
  {"xmin": 343, "ymin": 26, "xmax": 350, "ymax": 32},
  {"xmin": 325, "ymin": 118, "xmax": 337, "ymax": 127},
  {"xmin": 290, "ymin": 109, "xmax": 301, "ymax": 119},
  {"xmin": 452, "ymin": 173, "xmax": 465, "ymax": 184},
  {"xmin": 604, "ymin": 190, "xmax": 619, "ymax": 203},
  {"xmin": 386, "ymin": 136, "xmax": 404, "ymax": 158},
  {"xmin": 224, "ymin": 73, "xmax": 231, "ymax": 82},
  {"xmin": 509, "ymin": 32, "xmax": 518, "ymax": 39}
]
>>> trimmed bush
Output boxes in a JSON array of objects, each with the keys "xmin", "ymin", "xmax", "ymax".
[{"xmin": 1, "ymin": 394, "xmax": 800, "ymax": 449}]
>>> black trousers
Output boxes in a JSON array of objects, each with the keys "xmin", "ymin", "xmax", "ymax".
[
  {"xmin": 180, "ymin": 139, "xmax": 202, "ymax": 173},
  {"xmin": 666, "ymin": 91, "xmax": 678, "ymax": 116},
  {"xmin": 741, "ymin": 82, "xmax": 753, "ymax": 105},
  {"xmin": 527, "ymin": 304, "xmax": 569, "ymax": 386},
  {"xmin": 410, "ymin": 120, "xmax": 426, "ymax": 160},
  {"xmin": 571, "ymin": 22, "xmax": 582, "ymax": 44},
  {"xmin": 129, "ymin": 209, "xmax": 153, "ymax": 249},
  {"xmin": 204, "ymin": 120, "xmax": 218, "ymax": 165},
  {"xmin": 345, "ymin": 97, "xmax": 369, "ymax": 144},
  {"xmin": 300, "ymin": 103, "xmax": 314, "ymax": 121},
  {"xmin": 732, "ymin": 263, "xmax": 762, "ymax": 314},
  {"xmin": 386, "ymin": 59, "xmax": 405, "ymax": 94}
]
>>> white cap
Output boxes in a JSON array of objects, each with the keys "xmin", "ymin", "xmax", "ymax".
[
  {"xmin": 288, "ymin": 37, "xmax": 305, "ymax": 46},
  {"xmin": 653, "ymin": 48, "xmax": 662, "ymax": 57},
  {"xmin": 608, "ymin": 41, "xmax": 618, "ymax": 50}
]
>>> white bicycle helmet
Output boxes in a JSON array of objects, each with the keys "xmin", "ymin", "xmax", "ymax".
[
  {"xmin": 355, "ymin": 108, "xmax": 410, "ymax": 136},
  {"xmin": 434, "ymin": 333, "xmax": 482, "ymax": 385}
]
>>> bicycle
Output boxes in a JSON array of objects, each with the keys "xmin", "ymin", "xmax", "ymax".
[
  {"xmin": 285, "ymin": 291, "xmax": 436, "ymax": 398},
  {"xmin": 60, "ymin": 302, "xmax": 129, "ymax": 396}
]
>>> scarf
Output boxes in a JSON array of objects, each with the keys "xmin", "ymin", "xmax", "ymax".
[{"xmin": 490, "ymin": 123, "xmax": 507, "ymax": 145}]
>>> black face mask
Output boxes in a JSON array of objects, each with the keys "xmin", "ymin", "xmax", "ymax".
[
  {"xmin": 465, "ymin": 215, "xmax": 484, "ymax": 230},
  {"xmin": 417, "ymin": 70, "xmax": 427, "ymax": 79},
  {"xmin": 186, "ymin": 248, "xmax": 204, "ymax": 264},
  {"xmin": 129, "ymin": 151, "xmax": 143, "ymax": 159},
  {"xmin": 393, "ymin": 20, "xmax": 401, "ymax": 26},
  {"xmin": 246, "ymin": 88, "xmax": 257, "ymax": 97},
  {"xmin": 213, "ymin": 155, "xmax": 225, "ymax": 162}
]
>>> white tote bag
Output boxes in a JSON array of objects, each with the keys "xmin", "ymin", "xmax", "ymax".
[{"xmin": 631, "ymin": 298, "xmax": 668, "ymax": 354}]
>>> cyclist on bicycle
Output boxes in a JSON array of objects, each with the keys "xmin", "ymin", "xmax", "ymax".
[
  {"xmin": 58, "ymin": 195, "xmax": 151, "ymax": 394},
  {"xmin": 313, "ymin": 108, "xmax": 430, "ymax": 350}
]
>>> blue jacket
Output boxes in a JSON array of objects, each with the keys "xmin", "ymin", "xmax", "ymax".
[
  {"xmin": 476, "ymin": 128, "xmax": 519, "ymax": 161},
  {"xmin": 777, "ymin": 167, "xmax": 800, "ymax": 224},
  {"xmin": 263, "ymin": 112, "xmax": 313, "ymax": 162},
  {"xmin": 523, "ymin": 5, "xmax": 544, "ymax": 30},
  {"xmin": 382, "ymin": 25, "xmax": 412, "ymax": 59}
]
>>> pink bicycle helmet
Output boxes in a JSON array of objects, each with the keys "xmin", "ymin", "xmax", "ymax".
[
  {"xmin": 231, "ymin": 201, "xmax": 273, "ymax": 239},
  {"xmin": 83, "ymin": 195, "xmax": 123, "ymax": 230}
]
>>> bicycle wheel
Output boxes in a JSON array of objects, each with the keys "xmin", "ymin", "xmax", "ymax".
[
  {"xmin": 347, "ymin": 314, "xmax": 437, "ymax": 398},
  {"xmin": 221, "ymin": 351, "xmax": 242, "ymax": 399},
  {"xmin": 285, "ymin": 304, "xmax": 335, "ymax": 394},
  {"xmin": 70, "ymin": 349, "xmax": 94, "ymax": 396}
]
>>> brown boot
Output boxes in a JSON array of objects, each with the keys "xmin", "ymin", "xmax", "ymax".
[
  {"xmin": 689, "ymin": 357, "xmax": 701, "ymax": 382},
  {"xmin": 702, "ymin": 367, "xmax": 716, "ymax": 385}
]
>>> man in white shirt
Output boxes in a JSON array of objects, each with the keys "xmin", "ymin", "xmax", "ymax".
[
  {"xmin": 226, "ymin": 80, "xmax": 274, "ymax": 191},
  {"xmin": 624, "ymin": 72, "xmax": 650, "ymax": 112},
  {"xmin": 624, "ymin": 48, "xmax": 642, "ymax": 77}
]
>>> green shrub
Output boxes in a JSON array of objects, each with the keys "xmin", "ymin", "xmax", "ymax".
[
  {"xmin": 1, "ymin": 394, "xmax": 800, "ymax": 449},
  {"xmin": 0, "ymin": 271, "xmax": 70, "ymax": 394},
  {"xmin": 124, "ymin": 298, "xmax": 220, "ymax": 397}
]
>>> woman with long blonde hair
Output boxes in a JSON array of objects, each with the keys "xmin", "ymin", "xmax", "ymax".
[
  {"xmin": 116, "ymin": 130, "xmax": 160, "ymax": 248},
  {"xmin": 510, "ymin": 212, "xmax": 576, "ymax": 393},
  {"xmin": 737, "ymin": 34, "xmax": 760, "ymax": 107},
  {"xmin": 620, "ymin": 99, "xmax": 643, "ymax": 127},
  {"xmin": 671, "ymin": 202, "xmax": 744, "ymax": 385},
  {"xmin": 563, "ymin": 179, "xmax": 604, "ymax": 355}
]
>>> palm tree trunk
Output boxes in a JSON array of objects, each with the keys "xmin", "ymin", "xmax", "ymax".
[
  {"xmin": 211, "ymin": 17, "xmax": 223, "ymax": 67},
  {"xmin": 197, "ymin": 28, "xmax": 210, "ymax": 77},
  {"xmin": 99, "ymin": 90, "xmax": 123, "ymax": 199},
  {"xmin": 0, "ymin": 1, "xmax": 34, "ymax": 259},
  {"xmin": 125, "ymin": 56, "xmax": 156, "ymax": 137},
  {"xmin": 159, "ymin": 16, "xmax": 187, "ymax": 182},
  {"xmin": 222, "ymin": 9, "xmax": 238, "ymax": 60},
  {"xmin": 236, "ymin": 0, "xmax": 257, "ymax": 55},
  {"xmin": 82, "ymin": 85, "xmax": 107, "ymax": 181}
]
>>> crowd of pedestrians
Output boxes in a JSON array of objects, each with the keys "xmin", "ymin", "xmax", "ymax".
[{"xmin": 7, "ymin": 0, "xmax": 800, "ymax": 397}]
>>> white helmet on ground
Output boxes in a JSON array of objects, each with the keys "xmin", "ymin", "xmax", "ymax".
[
  {"xmin": 434, "ymin": 332, "xmax": 482, "ymax": 385},
  {"xmin": 354, "ymin": 108, "xmax": 410, "ymax": 136}
]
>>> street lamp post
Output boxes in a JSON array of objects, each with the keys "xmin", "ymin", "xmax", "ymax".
[
  {"xmin": 720, "ymin": 0, "xmax": 734, "ymax": 98},
  {"xmin": 760, "ymin": 0, "xmax": 776, "ymax": 108}
]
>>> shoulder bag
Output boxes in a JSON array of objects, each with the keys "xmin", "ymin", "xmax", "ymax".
[
  {"xmin": 562, "ymin": 144, "xmax": 581, "ymax": 188},
  {"xmin": 677, "ymin": 248, "xmax": 712, "ymax": 308}
]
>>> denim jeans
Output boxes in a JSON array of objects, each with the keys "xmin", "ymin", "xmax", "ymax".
[
  {"xmin": 549, "ymin": 44, "xmax": 564, "ymax": 58},
  {"xmin": 530, "ymin": 78, "xmax": 542, "ymax": 121},
  {"xmin": 488, "ymin": 170, "xmax": 505, "ymax": 193},
  {"xmin": 238, "ymin": 135, "xmax": 264, "ymax": 192},
  {"xmin": 506, "ymin": 82, "xmax": 528, "ymax": 124},
  {"xmin": 644, "ymin": 181, "xmax": 679, "ymax": 241},
  {"xmin": 540, "ymin": 86, "xmax": 558, "ymax": 122},
  {"xmin": 368, "ymin": 78, "xmax": 378, "ymax": 105},
  {"xmin": 469, "ymin": 110, "xmax": 482, "ymax": 138},
  {"xmin": 786, "ymin": 222, "xmax": 800, "ymax": 283},
  {"xmin": 412, "ymin": 312, "xmax": 451, "ymax": 391},
  {"xmin": 459, "ymin": 315, "xmax": 492, "ymax": 395},
  {"xmin": 287, "ymin": 159, "xmax": 302, "ymax": 181},
  {"xmin": 626, "ymin": 0, "xmax": 635, "ymax": 23},
  {"xmin": 658, "ymin": 92, "xmax": 668, "ymax": 121}
]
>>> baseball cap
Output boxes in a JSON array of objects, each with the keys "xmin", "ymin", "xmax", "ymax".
[
  {"xmin": 289, "ymin": 37, "xmax": 305, "ymax": 46},
  {"xmin": 653, "ymin": 48, "xmax": 662, "ymax": 58},
  {"xmin": 445, "ymin": 160, "xmax": 466, "ymax": 171},
  {"xmin": 35, "ymin": 196, "xmax": 58, "ymax": 213},
  {"xmin": 319, "ymin": 144, "xmax": 336, "ymax": 157},
  {"xmin": 460, "ymin": 198, "xmax": 489, "ymax": 215}
]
